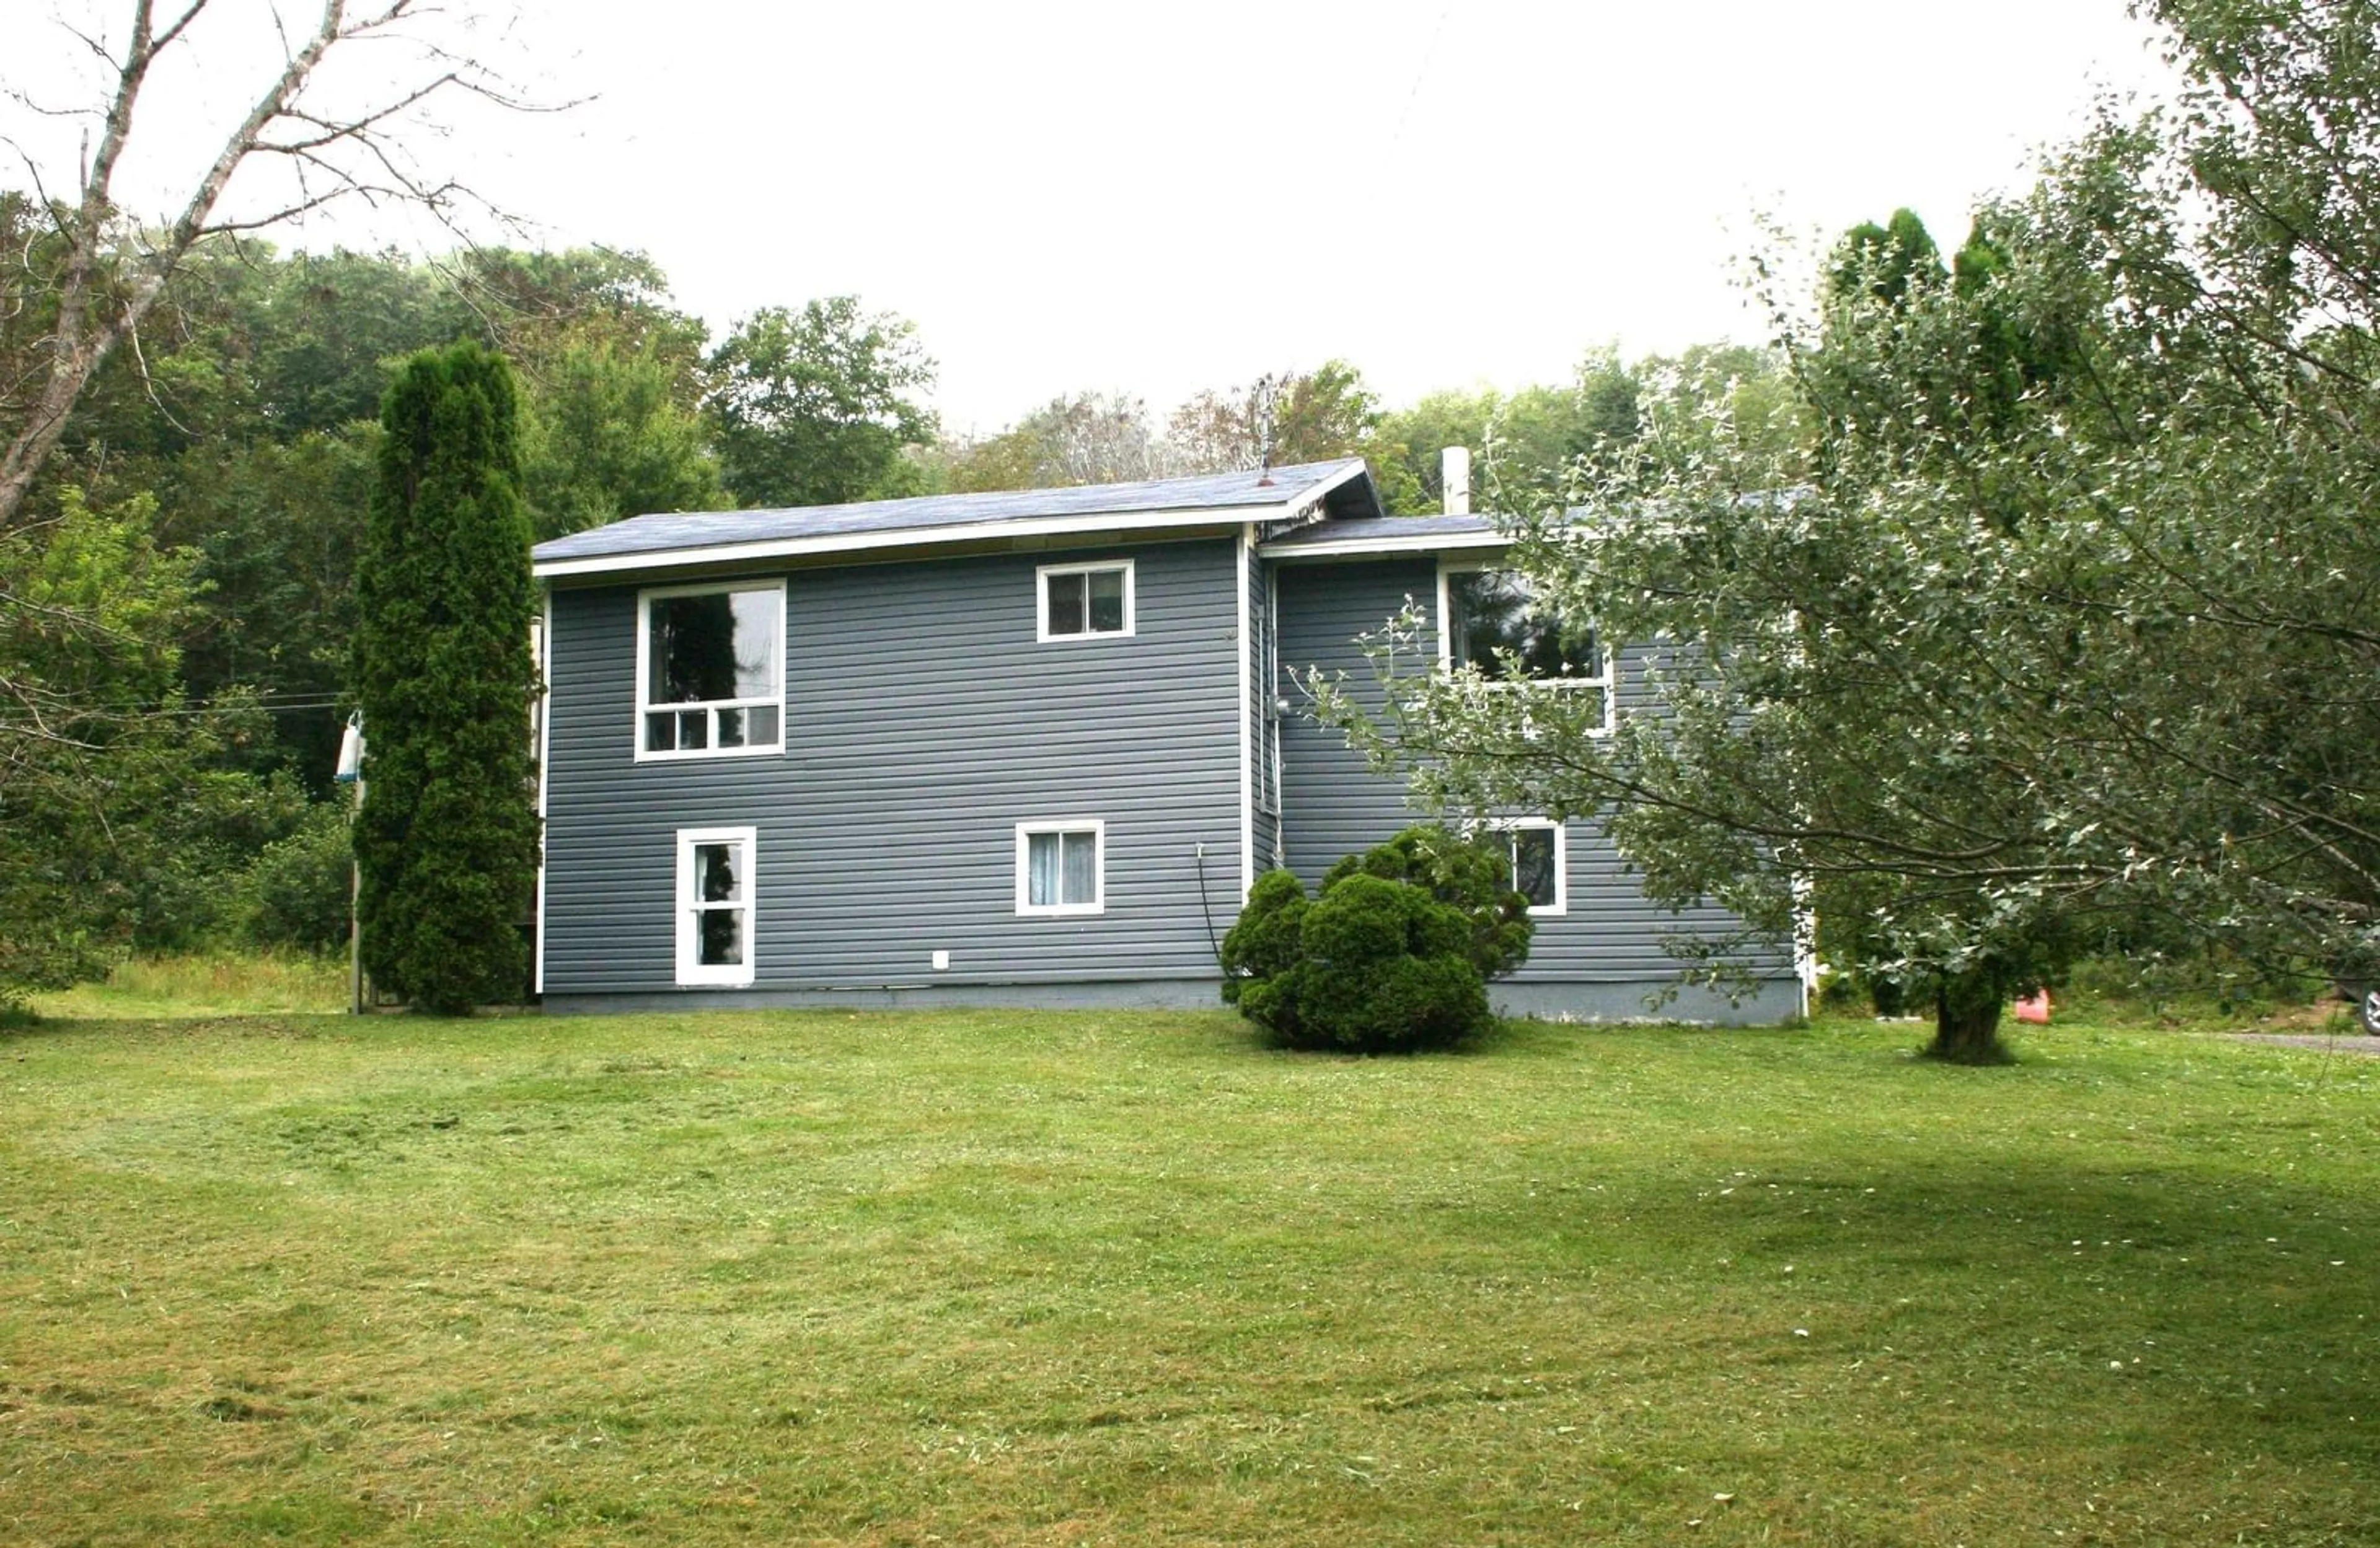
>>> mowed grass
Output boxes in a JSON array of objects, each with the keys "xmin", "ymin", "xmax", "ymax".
[{"xmin": 2, "ymin": 1001, "xmax": 2376, "ymax": 1546}]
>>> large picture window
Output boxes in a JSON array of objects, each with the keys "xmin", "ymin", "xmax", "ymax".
[
  {"xmin": 1016, "ymin": 820, "xmax": 1104, "ymax": 915},
  {"xmin": 638, "ymin": 581, "xmax": 785, "ymax": 759},
  {"xmin": 1443, "ymin": 568, "xmax": 1607, "ymax": 685},
  {"xmin": 676, "ymin": 827, "xmax": 757, "ymax": 985},
  {"xmin": 1038, "ymin": 560, "xmax": 1134, "ymax": 641}
]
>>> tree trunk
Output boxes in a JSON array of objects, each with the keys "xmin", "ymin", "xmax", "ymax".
[{"xmin": 1928, "ymin": 969, "xmax": 2012, "ymax": 1063}]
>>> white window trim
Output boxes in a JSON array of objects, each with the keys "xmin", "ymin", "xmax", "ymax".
[
  {"xmin": 634, "ymin": 579, "xmax": 787, "ymax": 763},
  {"xmin": 1015, "ymin": 819, "xmax": 1106, "ymax": 917},
  {"xmin": 1501, "ymin": 819, "xmax": 1569, "ymax": 917},
  {"xmin": 675, "ymin": 825, "xmax": 758, "ymax": 986},
  {"xmin": 1035, "ymin": 559, "xmax": 1136, "ymax": 642},
  {"xmin": 1437, "ymin": 560, "xmax": 1616, "ymax": 736}
]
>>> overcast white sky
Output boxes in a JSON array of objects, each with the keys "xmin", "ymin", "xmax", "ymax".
[{"xmin": 3, "ymin": 1, "xmax": 2178, "ymax": 434}]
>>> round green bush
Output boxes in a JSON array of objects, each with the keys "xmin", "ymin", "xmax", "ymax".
[
  {"xmin": 1219, "ymin": 835, "xmax": 1520, "ymax": 1054},
  {"xmin": 1318, "ymin": 824, "xmax": 1532, "ymax": 980}
]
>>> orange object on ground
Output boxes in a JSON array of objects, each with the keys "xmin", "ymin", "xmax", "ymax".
[{"xmin": 2012, "ymin": 990, "xmax": 2052, "ymax": 1025}]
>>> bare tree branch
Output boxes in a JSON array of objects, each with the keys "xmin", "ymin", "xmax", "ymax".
[{"xmin": 0, "ymin": 0, "xmax": 538, "ymax": 530}]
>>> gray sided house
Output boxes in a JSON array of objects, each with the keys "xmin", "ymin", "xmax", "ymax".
[{"xmin": 531, "ymin": 459, "xmax": 1802, "ymax": 1021}]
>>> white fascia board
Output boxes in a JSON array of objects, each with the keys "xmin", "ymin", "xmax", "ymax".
[
  {"xmin": 534, "ymin": 491, "xmax": 1338, "ymax": 582},
  {"xmin": 532, "ymin": 585, "xmax": 553, "ymax": 996},
  {"xmin": 1256, "ymin": 529, "xmax": 1509, "ymax": 560},
  {"xmin": 1284, "ymin": 457, "xmax": 1372, "ymax": 513},
  {"xmin": 1236, "ymin": 523, "xmax": 1255, "ymax": 902}
]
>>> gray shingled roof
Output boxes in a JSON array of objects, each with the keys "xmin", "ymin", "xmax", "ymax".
[{"xmin": 532, "ymin": 458, "xmax": 1377, "ymax": 566}]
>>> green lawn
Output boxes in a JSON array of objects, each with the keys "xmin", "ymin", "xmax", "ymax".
[{"xmin": 2, "ymin": 1000, "xmax": 2375, "ymax": 1546}]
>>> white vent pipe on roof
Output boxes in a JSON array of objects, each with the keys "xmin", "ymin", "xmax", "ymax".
[{"xmin": 1442, "ymin": 446, "xmax": 1471, "ymax": 516}]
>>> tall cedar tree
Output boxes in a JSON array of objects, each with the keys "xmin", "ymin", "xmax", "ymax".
[{"xmin": 353, "ymin": 342, "xmax": 540, "ymax": 1014}]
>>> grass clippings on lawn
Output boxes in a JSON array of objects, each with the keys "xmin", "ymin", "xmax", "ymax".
[{"xmin": 1, "ymin": 1005, "xmax": 2374, "ymax": 1545}]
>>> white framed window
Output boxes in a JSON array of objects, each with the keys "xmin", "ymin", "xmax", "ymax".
[
  {"xmin": 675, "ymin": 826, "xmax": 757, "ymax": 985},
  {"xmin": 1439, "ymin": 562, "xmax": 1614, "ymax": 736},
  {"xmin": 1500, "ymin": 820, "xmax": 1567, "ymax": 916},
  {"xmin": 1015, "ymin": 820, "xmax": 1105, "ymax": 915},
  {"xmin": 637, "ymin": 580, "xmax": 785, "ymax": 760},
  {"xmin": 1037, "ymin": 560, "xmax": 1134, "ymax": 641},
  {"xmin": 1438, "ymin": 565, "xmax": 1609, "ymax": 685}
]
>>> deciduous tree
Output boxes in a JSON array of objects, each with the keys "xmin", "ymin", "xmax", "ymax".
[
  {"xmin": 0, "ymin": 489, "xmax": 214, "ymax": 1005},
  {"xmin": 704, "ymin": 297, "xmax": 937, "ymax": 508},
  {"xmin": 0, "ymin": 0, "xmax": 528, "ymax": 534},
  {"xmin": 1321, "ymin": 1, "xmax": 2380, "ymax": 1062}
]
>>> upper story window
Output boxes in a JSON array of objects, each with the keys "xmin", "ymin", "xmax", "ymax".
[
  {"xmin": 638, "ymin": 581, "xmax": 785, "ymax": 760},
  {"xmin": 1038, "ymin": 560, "xmax": 1134, "ymax": 641},
  {"xmin": 1443, "ymin": 567, "xmax": 1606, "ymax": 685}
]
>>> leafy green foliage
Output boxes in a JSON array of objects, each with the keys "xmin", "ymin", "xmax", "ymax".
[
  {"xmin": 0, "ymin": 490, "xmax": 219, "ymax": 1003},
  {"xmin": 1164, "ymin": 361, "xmax": 1427, "ymax": 510},
  {"xmin": 239, "ymin": 800, "xmax": 355, "ymax": 956},
  {"xmin": 351, "ymin": 343, "xmax": 539, "ymax": 1014},
  {"xmin": 938, "ymin": 392, "xmax": 1167, "ymax": 492},
  {"xmin": 935, "ymin": 363, "xmax": 1432, "ymax": 511},
  {"xmin": 705, "ymin": 297, "xmax": 937, "ymax": 508},
  {"xmin": 123, "ymin": 761, "xmax": 309, "ymax": 952},
  {"xmin": 1377, "ymin": 346, "xmax": 1809, "ymax": 516},
  {"xmin": 1830, "ymin": 208, "xmax": 1946, "ymax": 305},
  {"xmin": 521, "ymin": 340, "xmax": 726, "ymax": 539},
  {"xmin": 1221, "ymin": 826, "xmax": 1528, "ymax": 1053},
  {"xmin": 1324, "ymin": 4, "xmax": 2380, "ymax": 1063}
]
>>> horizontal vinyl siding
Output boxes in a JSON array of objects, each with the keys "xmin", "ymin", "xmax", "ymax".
[
  {"xmin": 1274, "ymin": 557, "xmax": 1788, "ymax": 985},
  {"xmin": 1276, "ymin": 558, "xmax": 1437, "ymax": 879},
  {"xmin": 543, "ymin": 540, "xmax": 1243, "ymax": 995}
]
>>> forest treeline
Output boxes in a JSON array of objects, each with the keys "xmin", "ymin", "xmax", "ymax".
[{"xmin": 0, "ymin": 202, "xmax": 1789, "ymax": 988}]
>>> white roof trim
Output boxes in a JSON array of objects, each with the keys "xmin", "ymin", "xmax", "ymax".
[
  {"xmin": 535, "ymin": 462, "xmax": 1375, "ymax": 582},
  {"xmin": 1257, "ymin": 529, "xmax": 1509, "ymax": 560},
  {"xmin": 536, "ymin": 503, "xmax": 1289, "ymax": 580}
]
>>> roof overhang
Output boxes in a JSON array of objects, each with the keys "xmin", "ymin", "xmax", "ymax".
[
  {"xmin": 534, "ymin": 460, "xmax": 1375, "ymax": 583},
  {"xmin": 1256, "ymin": 528, "xmax": 1510, "ymax": 561}
]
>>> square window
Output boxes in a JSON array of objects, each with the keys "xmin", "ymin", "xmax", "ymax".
[
  {"xmin": 638, "ymin": 583, "xmax": 785, "ymax": 760},
  {"xmin": 1016, "ymin": 821, "xmax": 1105, "ymax": 915},
  {"xmin": 676, "ymin": 827, "xmax": 757, "ymax": 984},
  {"xmin": 1445, "ymin": 568, "xmax": 1605, "ymax": 684},
  {"xmin": 1038, "ymin": 561, "xmax": 1134, "ymax": 641}
]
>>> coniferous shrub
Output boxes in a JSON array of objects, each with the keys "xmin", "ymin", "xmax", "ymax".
[
  {"xmin": 1219, "ymin": 866, "xmax": 1310, "ymax": 1039},
  {"xmin": 351, "ymin": 341, "xmax": 540, "ymax": 1014},
  {"xmin": 1221, "ymin": 825, "xmax": 1532, "ymax": 1053},
  {"xmin": 1318, "ymin": 824, "xmax": 1533, "ymax": 980}
]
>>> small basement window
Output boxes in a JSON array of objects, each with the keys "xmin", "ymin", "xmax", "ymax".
[
  {"xmin": 1016, "ymin": 820, "xmax": 1104, "ymax": 915},
  {"xmin": 639, "ymin": 581, "xmax": 785, "ymax": 759},
  {"xmin": 676, "ymin": 826, "xmax": 757, "ymax": 985},
  {"xmin": 1503, "ymin": 822, "xmax": 1566, "ymax": 915},
  {"xmin": 1038, "ymin": 560, "xmax": 1134, "ymax": 640}
]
